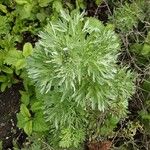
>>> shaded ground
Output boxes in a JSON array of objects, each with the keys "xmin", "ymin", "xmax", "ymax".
[{"xmin": 0, "ymin": 83, "xmax": 25, "ymax": 150}]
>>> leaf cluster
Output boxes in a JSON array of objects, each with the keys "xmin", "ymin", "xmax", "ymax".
[
  {"xmin": 109, "ymin": 1, "xmax": 144, "ymax": 32},
  {"xmin": 26, "ymin": 11, "xmax": 135, "ymax": 148}
]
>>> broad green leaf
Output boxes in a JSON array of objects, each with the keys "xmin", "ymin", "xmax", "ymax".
[
  {"xmin": 23, "ymin": 43, "xmax": 33, "ymax": 57},
  {"xmin": 2, "ymin": 66, "xmax": 13, "ymax": 74},
  {"xmin": 38, "ymin": 0, "xmax": 53, "ymax": 7},
  {"xmin": 33, "ymin": 113, "xmax": 49, "ymax": 132},
  {"xmin": 7, "ymin": 82, "xmax": 12, "ymax": 88},
  {"xmin": 17, "ymin": 3, "xmax": 32, "ymax": 19},
  {"xmin": 15, "ymin": 69, "xmax": 21, "ymax": 76},
  {"xmin": 76, "ymin": 0, "xmax": 85, "ymax": 9},
  {"xmin": 4, "ymin": 50, "xmax": 23, "ymax": 66},
  {"xmin": 15, "ymin": 0, "xmax": 28, "ymax": 5},
  {"xmin": 0, "ymin": 76, "xmax": 7, "ymax": 82},
  {"xmin": 95, "ymin": 0, "xmax": 103, "ymax": 5},
  {"xmin": 53, "ymin": 1, "xmax": 63, "ymax": 12},
  {"xmin": 36, "ymin": 12, "xmax": 46, "ymax": 22},
  {"xmin": 23, "ymin": 4, "xmax": 32, "ymax": 18},
  {"xmin": 0, "ymin": 4, "xmax": 7, "ymax": 13},
  {"xmin": 20, "ymin": 91, "xmax": 30, "ymax": 105},
  {"xmin": 1, "ymin": 82, "xmax": 8, "ymax": 92},
  {"xmin": 17, "ymin": 112, "xmax": 29, "ymax": 128},
  {"xmin": 16, "ymin": 59, "xmax": 26, "ymax": 70},
  {"xmin": 141, "ymin": 44, "xmax": 150, "ymax": 56},
  {"xmin": 20, "ymin": 104, "xmax": 31, "ymax": 118},
  {"xmin": 31, "ymin": 102, "xmax": 42, "ymax": 112},
  {"xmin": 4, "ymin": 50, "xmax": 25, "ymax": 69},
  {"xmin": 24, "ymin": 120, "xmax": 32, "ymax": 135}
]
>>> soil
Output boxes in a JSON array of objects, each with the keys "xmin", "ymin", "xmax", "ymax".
[
  {"xmin": 0, "ymin": 83, "xmax": 25, "ymax": 150},
  {"xmin": 88, "ymin": 141, "xmax": 112, "ymax": 150},
  {"xmin": 86, "ymin": 0, "xmax": 110, "ymax": 23},
  {"xmin": 16, "ymin": 31, "xmax": 39, "ymax": 50}
]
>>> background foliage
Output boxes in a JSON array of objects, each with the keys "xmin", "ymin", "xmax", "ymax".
[{"xmin": 0, "ymin": 0, "xmax": 150, "ymax": 150}]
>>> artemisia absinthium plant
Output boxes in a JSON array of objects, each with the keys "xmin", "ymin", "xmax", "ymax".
[{"xmin": 26, "ymin": 10, "xmax": 135, "ymax": 149}]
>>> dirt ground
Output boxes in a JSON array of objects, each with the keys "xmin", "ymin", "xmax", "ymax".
[{"xmin": 0, "ymin": 83, "xmax": 25, "ymax": 150}]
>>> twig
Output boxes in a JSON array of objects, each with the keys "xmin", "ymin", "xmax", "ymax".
[{"xmin": 103, "ymin": 0, "xmax": 112, "ymax": 15}]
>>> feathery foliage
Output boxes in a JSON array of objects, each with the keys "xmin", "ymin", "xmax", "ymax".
[
  {"xmin": 110, "ymin": 2, "xmax": 143, "ymax": 32},
  {"xmin": 26, "ymin": 10, "xmax": 135, "ymax": 148}
]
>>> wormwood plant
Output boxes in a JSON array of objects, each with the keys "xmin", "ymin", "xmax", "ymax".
[
  {"xmin": 26, "ymin": 10, "xmax": 135, "ymax": 149},
  {"xmin": 109, "ymin": 1, "xmax": 144, "ymax": 32}
]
